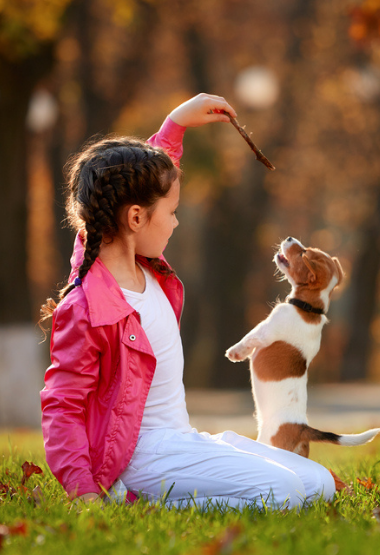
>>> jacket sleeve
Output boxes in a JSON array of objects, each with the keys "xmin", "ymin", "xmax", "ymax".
[
  {"xmin": 147, "ymin": 116, "xmax": 186, "ymax": 167},
  {"xmin": 40, "ymin": 301, "xmax": 103, "ymax": 498}
]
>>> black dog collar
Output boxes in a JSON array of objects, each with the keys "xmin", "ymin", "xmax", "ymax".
[{"xmin": 287, "ymin": 298, "xmax": 325, "ymax": 315}]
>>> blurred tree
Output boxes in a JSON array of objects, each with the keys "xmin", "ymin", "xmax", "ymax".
[
  {"xmin": 0, "ymin": 0, "xmax": 72, "ymax": 323},
  {"xmin": 14, "ymin": 0, "xmax": 380, "ymax": 391},
  {"xmin": 341, "ymin": 191, "xmax": 380, "ymax": 380},
  {"xmin": 340, "ymin": 0, "xmax": 380, "ymax": 380}
]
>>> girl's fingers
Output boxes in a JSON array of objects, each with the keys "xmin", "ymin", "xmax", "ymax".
[
  {"xmin": 202, "ymin": 94, "xmax": 237, "ymax": 118},
  {"xmin": 206, "ymin": 111, "xmax": 232, "ymax": 123},
  {"xmin": 169, "ymin": 93, "xmax": 237, "ymax": 126}
]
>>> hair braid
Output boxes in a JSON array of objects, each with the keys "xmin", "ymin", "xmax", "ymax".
[{"xmin": 78, "ymin": 174, "xmax": 113, "ymax": 280}]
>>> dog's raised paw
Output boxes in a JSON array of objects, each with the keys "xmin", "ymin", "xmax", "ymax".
[{"xmin": 225, "ymin": 346, "xmax": 246, "ymax": 362}]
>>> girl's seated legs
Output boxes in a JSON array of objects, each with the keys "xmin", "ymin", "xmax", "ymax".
[{"xmin": 117, "ymin": 428, "xmax": 335, "ymax": 510}]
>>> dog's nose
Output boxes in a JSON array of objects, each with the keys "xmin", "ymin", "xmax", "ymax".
[{"xmin": 286, "ymin": 237, "xmax": 293, "ymax": 242}]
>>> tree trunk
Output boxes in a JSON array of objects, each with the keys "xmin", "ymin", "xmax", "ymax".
[
  {"xmin": 341, "ymin": 190, "xmax": 380, "ymax": 381},
  {"xmin": 0, "ymin": 53, "xmax": 52, "ymax": 322},
  {"xmin": 0, "ymin": 50, "xmax": 54, "ymax": 427}
]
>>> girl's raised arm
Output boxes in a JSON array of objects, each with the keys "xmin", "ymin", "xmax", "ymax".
[{"xmin": 148, "ymin": 93, "xmax": 236, "ymax": 166}]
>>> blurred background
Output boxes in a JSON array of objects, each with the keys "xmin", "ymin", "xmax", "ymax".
[{"xmin": 1, "ymin": 0, "xmax": 380, "ymax": 429}]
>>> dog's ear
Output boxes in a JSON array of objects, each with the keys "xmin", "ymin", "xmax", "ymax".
[
  {"xmin": 333, "ymin": 257, "xmax": 344, "ymax": 285},
  {"xmin": 301, "ymin": 253, "xmax": 317, "ymax": 283}
]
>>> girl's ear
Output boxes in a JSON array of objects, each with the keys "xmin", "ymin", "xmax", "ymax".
[{"xmin": 122, "ymin": 205, "xmax": 147, "ymax": 232}]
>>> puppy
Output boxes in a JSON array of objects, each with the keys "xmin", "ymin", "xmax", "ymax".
[{"xmin": 226, "ymin": 237, "xmax": 380, "ymax": 458}]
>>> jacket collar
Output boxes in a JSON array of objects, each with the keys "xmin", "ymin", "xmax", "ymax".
[
  {"xmin": 68, "ymin": 232, "xmax": 181, "ymax": 327},
  {"xmin": 83, "ymin": 258, "xmax": 136, "ymax": 327}
]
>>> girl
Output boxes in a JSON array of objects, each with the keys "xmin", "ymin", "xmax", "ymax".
[{"xmin": 40, "ymin": 93, "xmax": 336, "ymax": 508}]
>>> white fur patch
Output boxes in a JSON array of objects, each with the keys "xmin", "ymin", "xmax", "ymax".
[{"xmin": 252, "ymin": 374, "xmax": 308, "ymax": 444}]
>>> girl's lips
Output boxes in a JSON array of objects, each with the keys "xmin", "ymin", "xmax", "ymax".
[{"xmin": 277, "ymin": 253, "xmax": 290, "ymax": 267}]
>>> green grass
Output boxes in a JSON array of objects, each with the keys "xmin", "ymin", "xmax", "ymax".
[{"xmin": 0, "ymin": 431, "xmax": 380, "ymax": 554}]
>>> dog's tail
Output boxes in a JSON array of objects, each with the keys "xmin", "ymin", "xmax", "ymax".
[{"xmin": 305, "ymin": 426, "xmax": 380, "ymax": 446}]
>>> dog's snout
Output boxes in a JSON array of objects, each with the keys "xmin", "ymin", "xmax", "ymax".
[{"xmin": 283, "ymin": 237, "xmax": 306, "ymax": 252}]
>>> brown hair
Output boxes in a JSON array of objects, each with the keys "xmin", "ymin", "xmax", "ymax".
[{"xmin": 40, "ymin": 135, "xmax": 180, "ymax": 328}]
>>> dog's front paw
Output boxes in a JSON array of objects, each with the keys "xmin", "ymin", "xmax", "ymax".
[{"xmin": 225, "ymin": 344, "xmax": 249, "ymax": 362}]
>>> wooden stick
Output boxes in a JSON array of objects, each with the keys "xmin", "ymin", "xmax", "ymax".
[{"xmin": 223, "ymin": 111, "xmax": 275, "ymax": 171}]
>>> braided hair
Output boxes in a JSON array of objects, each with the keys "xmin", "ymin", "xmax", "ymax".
[{"xmin": 40, "ymin": 135, "xmax": 180, "ymax": 327}]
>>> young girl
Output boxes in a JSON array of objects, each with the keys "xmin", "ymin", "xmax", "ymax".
[{"xmin": 40, "ymin": 93, "xmax": 336, "ymax": 508}]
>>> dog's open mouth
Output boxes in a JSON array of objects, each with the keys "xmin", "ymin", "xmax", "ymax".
[{"xmin": 277, "ymin": 253, "xmax": 290, "ymax": 267}]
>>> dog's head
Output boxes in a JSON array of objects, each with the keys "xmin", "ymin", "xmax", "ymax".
[{"xmin": 275, "ymin": 237, "xmax": 343, "ymax": 293}]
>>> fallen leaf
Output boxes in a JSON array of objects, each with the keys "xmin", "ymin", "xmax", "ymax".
[
  {"xmin": 0, "ymin": 483, "xmax": 16, "ymax": 496},
  {"xmin": 357, "ymin": 477, "xmax": 378, "ymax": 491},
  {"xmin": 0, "ymin": 484, "xmax": 10, "ymax": 496},
  {"xmin": 8, "ymin": 522, "xmax": 28, "ymax": 536},
  {"xmin": 202, "ymin": 524, "xmax": 243, "ymax": 555},
  {"xmin": 329, "ymin": 469, "xmax": 353, "ymax": 494},
  {"xmin": 17, "ymin": 485, "xmax": 29, "ymax": 495},
  {"xmin": 21, "ymin": 462, "xmax": 43, "ymax": 485},
  {"xmin": 58, "ymin": 523, "xmax": 69, "ymax": 534}
]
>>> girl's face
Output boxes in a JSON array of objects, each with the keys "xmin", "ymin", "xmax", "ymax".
[{"xmin": 135, "ymin": 178, "xmax": 180, "ymax": 258}]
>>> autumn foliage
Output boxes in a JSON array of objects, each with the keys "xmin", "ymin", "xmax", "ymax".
[
  {"xmin": 2, "ymin": 0, "xmax": 380, "ymax": 390},
  {"xmin": 0, "ymin": 460, "xmax": 43, "ymax": 498}
]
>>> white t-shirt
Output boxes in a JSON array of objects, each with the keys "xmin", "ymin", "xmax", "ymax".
[{"xmin": 121, "ymin": 266, "xmax": 191, "ymax": 433}]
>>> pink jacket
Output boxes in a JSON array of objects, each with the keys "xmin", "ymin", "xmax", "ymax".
[{"xmin": 41, "ymin": 117, "xmax": 186, "ymax": 498}]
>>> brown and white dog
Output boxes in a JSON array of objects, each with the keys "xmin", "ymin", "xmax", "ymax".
[{"xmin": 226, "ymin": 237, "xmax": 380, "ymax": 458}]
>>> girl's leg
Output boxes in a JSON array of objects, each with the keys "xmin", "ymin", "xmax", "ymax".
[
  {"xmin": 119, "ymin": 428, "xmax": 307, "ymax": 510},
  {"xmin": 212, "ymin": 430, "xmax": 336, "ymax": 502}
]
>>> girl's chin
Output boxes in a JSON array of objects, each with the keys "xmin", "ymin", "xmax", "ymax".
[
  {"xmin": 137, "ymin": 250, "xmax": 165, "ymax": 259},
  {"xmin": 136, "ymin": 242, "xmax": 168, "ymax": 259}
]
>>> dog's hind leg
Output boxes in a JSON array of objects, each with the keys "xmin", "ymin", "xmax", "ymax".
[{"xmin": 294, "ymin": 440, "xmax": 310, "ymax": 458}]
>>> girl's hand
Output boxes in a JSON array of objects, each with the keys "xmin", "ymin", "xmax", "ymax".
[{"xmin": 169, "ymin": 93, "xmax": 237, "ymax": 127}]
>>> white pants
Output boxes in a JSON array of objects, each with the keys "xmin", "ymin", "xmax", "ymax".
[{"xmin": 112, "ymin": 428, "xmax": 335, "ymax": 510}]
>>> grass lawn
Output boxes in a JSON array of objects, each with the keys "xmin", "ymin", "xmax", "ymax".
[{"xmin": 0, "ymin": 429, "xmax": 379, "ymax": 554}]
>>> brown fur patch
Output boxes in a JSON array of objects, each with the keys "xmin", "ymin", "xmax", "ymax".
[
  {"xmin": 329, "ymin": 469, "xmax": 351, "ymax": 493},
  {"xmin": 270, "ymin": 423, "xmax": 310, "ymax": 458},
  {"xmin": 288, "ymin": 246, "xmax": 341, "ymax": 291},
  {"xmin": 270, "ymin": 423, "xmax": 341, "ymax": 458},
  {"xmin": 253, "ymin": 341, "xmax": 307, "ymax": 382},
  {"xmin": 292, "ymin": 305, "xmax": 323, "ymax": 325}
]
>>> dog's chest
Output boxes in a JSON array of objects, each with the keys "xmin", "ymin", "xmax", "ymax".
[
  {"xmin": 258, "ymin": 305, "xmax": 324, "ymax": 365},
  {"xmin": 250, "ymin": 342, "xmax": 309, "ymax": 422},
  {"xmin": 249, "ymin": 308, "xmax": 324, "ymax": 423}
]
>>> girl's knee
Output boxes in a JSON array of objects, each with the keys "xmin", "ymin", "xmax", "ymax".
[
  {"xmin": 266, "ymin": 469, "xmax": 306, "ymax": 510},
  {"xmin": 282, "ymin": 472, "xmax": 306, "ymax": 509},
  {"xmin": 314, "ymin": 465, "xmax": 336, "ymax": 501}
]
